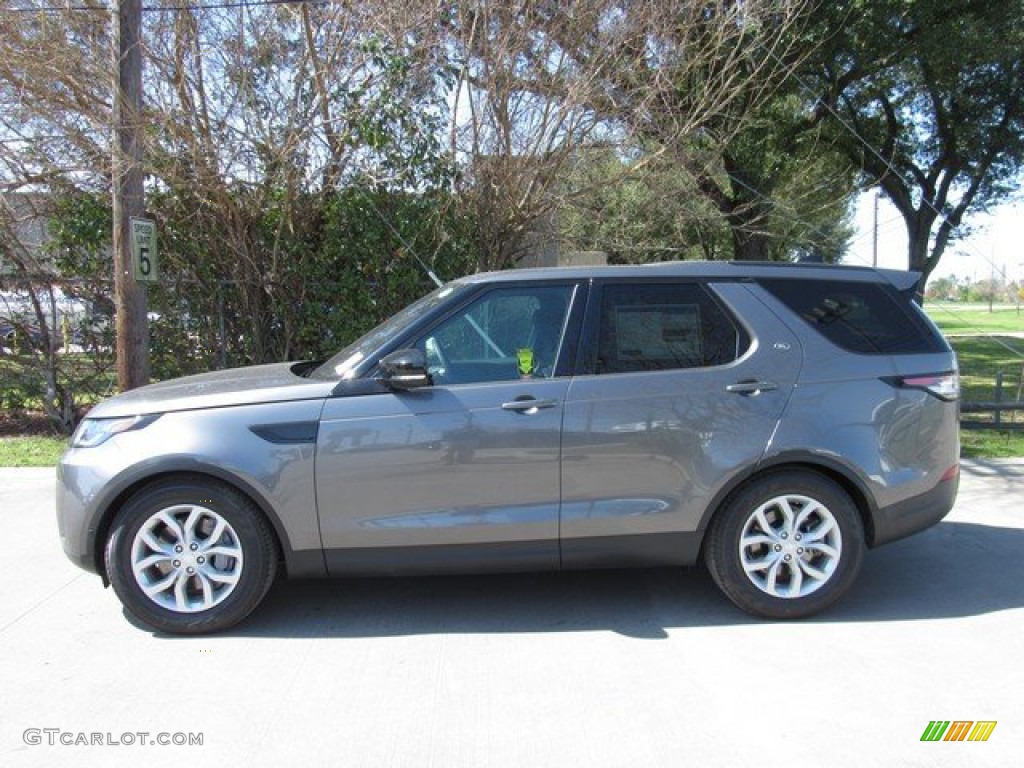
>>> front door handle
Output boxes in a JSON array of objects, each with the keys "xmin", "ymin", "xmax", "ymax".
[
  {"xmin": 726, "ymin": 380, "xmax": 779, "ymax": 396},
  {"xmin": 501, "ymin": 397, "xmax": 558, "ymax": 413}
]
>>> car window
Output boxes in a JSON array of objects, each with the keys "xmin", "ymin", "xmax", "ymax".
[
  {"xmin": 757, "ymin": 278, "xmax": 946, "ymax": 355},
  {"xmin": 596, "ymin": 283, "xmax": 747, "ymax": 374},
  {"xmin": 416, "ymin": 285, "xmax": 574, "ymax": 385}
]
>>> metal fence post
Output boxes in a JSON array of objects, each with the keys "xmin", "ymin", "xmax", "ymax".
[{"xmin": 218, "ymin": 281, "xmax": 227, "ymax": 370}]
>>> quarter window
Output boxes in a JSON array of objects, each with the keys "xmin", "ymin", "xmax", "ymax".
[
  {"xmin": 757, "ymin": 279, "xmax": 946, "ymax": 355},
  {"xmin": 596, "ymin": 283, "xmax": 747, "ymax": 374}
]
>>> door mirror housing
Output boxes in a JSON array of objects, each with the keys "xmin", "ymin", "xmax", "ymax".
[{"xmin": 378, "ymin": 348, "xmax": 432, "ymax": 391}]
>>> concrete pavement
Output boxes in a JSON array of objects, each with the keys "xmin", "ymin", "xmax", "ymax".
[{"xmin": 1, "ymin": 461, "xmax": 1022, "ymax": 767}]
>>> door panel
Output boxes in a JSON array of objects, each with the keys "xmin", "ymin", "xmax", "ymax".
[
  {"xmin": 316, "ymin": 380, "xmax": 568, "ymax": 573},
  {"xmin": 560, "ymin": 283, "xmax": 801, "ymax": 567},
  {"xmin": 316, "ymin": 280, "xmax": 579, "ymax": 574}
]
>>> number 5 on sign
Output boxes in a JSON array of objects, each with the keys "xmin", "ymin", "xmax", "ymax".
[{"xmin": 130, "ymin": 217, "xmax": 158, "ymax": 282}]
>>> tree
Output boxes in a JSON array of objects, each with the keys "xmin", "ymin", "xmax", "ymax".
[
  {"xmin": 2, "ymin": 3, "xmax": 468, "ymax": 372},
  {"xmin": 678, "ymin": 90, "xmax": 858, "ymax": 262},
  {"xmin": 810, "ymin": 0, "xmax": 1024, "ymax": 293},
  {"xmin": 141, "ymin": 2, "xmax": 458, "ymax": 361},
  {"xmin": 439, "ymin": 0, "xmax": 657, "ymax": 270},
  {"xmin": 436, "ymin": 0, "xmax": 811, "ymax": 269},
  {"xmin": 556, "ymin": 145, "xmax": 730, "ymax": 262},
  {"xmin": 503, "ymin": 0, "xmax": 831, "ymax": 263}
]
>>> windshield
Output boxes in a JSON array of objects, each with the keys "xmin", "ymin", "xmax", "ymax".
[{"xmin": 312, "ymin": 282, "xmax": 468, "ymax": 380}]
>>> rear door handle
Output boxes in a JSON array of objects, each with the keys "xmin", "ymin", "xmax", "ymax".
[
  {"xmin": 501, "ymin": 397, "xmax": 558, "ymax": 412},
  {"xmin": 726, "ymin": 380, "xmax": 779, "ymax": 395}
]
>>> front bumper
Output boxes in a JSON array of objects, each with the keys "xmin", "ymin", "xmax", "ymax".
[{"xmin": 56, "ymin": 449, "xmax": 119, "ymax": 576}]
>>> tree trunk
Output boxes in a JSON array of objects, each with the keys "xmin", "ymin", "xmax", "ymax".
[
  {"xmin": 731, "ymin": 227, "xmax": 772, "ymax": 261},
  {"xmin": 727, "ymin": 196, "xmax": 773, "ymax": 261},
  {"xmin": 905, "ymin": 211, "xmax": 937, "ymax": 305},
  {"xmin": 906, "ymin": 236, "xmax": 929, "ymax": 304}
]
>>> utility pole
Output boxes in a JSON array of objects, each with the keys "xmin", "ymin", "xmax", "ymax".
[{"xmin": 112, "ymin": 0, "xmax": 149, "ymax": 390}]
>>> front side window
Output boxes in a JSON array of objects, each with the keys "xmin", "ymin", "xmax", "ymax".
[
  {"xmin": 596, "ymin": 283, "xmax": 746, "ymax": 374},
  {"xmin": 416, "ymin": 285, "xmax": 574, "ymax": 385}
]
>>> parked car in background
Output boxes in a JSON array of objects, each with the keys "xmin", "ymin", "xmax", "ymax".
[
  {"xmin": 0, "ymin": 287, "xmax": 107, "ymax": 352},
  {"xmin": 56, "ymin": 261, "xmax": 960, "ymax": 633}
]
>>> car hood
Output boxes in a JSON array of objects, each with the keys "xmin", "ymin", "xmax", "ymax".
[{"xmin": 86, "ymin": 362, "xmax": 337, "ymax": 418}]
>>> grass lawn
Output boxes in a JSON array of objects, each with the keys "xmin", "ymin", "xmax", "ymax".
[
  {"xmin": 946, "ymin": 335, "xmax": 1024, "ymax": 458},
  {"xmin": 0, "ymin": 436, "xmax": 68, "ymax": 467},
  {"xmin": 948, "ymin": 335, "xmax": 1024, "ymax": 403},
  {"xmin": 960, "ymin": 430, "xmax": 1024, "ymax": 460},
  {"xmin": 926, "ymin": 304, "xmax": 1024, "ymax": 335}
]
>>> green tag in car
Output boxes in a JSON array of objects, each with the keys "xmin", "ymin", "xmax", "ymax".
[{"xmin": 517, "ymin": 348, "xmax": 535, "ymax": 377}]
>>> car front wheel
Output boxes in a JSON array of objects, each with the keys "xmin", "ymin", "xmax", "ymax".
[
  {"xmin": 705, "ymin": 470, "xmax": 865, "ymax": 619},
  {"xmin": 105, "ymin": 477, "xmax": 277, "ymax": 634}
]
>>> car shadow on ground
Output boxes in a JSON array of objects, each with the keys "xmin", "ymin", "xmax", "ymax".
[
  {"xmin": 960, "ymin": 459, "xmax": 1024, "ymax": 483},
  {"xmin": 173, "ymin": 519, "xmax": 1024, "ymax": 640}
]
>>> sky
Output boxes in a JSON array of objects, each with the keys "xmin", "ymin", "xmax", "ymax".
[{"xmin": 845, "ymin": 192, "xmax": 1024, "ymax": 285}]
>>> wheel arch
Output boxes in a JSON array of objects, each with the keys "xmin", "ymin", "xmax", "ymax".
[
  {"xmin": 698, "ymin": 454, "xmax": 879, "ymax": 553},
  {"xmin": 89, "ymin": 462, "xmax": 325, "ymax": 585}
]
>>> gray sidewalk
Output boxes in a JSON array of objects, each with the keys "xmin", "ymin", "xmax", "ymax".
[{"xmin": 2, "ymin": 461, "xmax": 1022, "ymax": 767}]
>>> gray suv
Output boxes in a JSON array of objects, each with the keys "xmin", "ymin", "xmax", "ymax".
[{"xmin": 57, "ymin": 262, "xmax": 960, "ymax": 634}]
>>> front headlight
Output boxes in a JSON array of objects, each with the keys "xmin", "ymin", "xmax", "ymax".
[{"xmin": 71, "ymin": 414, "xmax": 160, "ymax": 448}]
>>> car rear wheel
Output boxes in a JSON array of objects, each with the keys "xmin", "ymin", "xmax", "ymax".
[
  {"xmin": 705, "ymin": 470, "xmax": 865, "ymax": 619},
  {"xmin": 105, "ymin": 477, "xmax": 277, "ymax": 634}
]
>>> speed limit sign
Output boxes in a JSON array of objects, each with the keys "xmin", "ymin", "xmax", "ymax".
[{"xmin": 130, "ymin": 217, "xmax": 158, "ymax": 282}]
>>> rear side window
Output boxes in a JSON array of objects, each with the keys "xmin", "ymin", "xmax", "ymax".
[
  {"xmin": 758, "ymin": 279, "xmax": 945, "ymax": 355},
  {"xmin": 596, "ymin": 283, "xmax": 748, "ymax": 374}
]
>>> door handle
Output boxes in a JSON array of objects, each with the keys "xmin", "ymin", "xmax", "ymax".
[
  {"xmin": 726, "ymin": 380, "xmax": 779, "ymax": 395},
  {"xmin": 501, "ymin": 397, "xmax": 558, "ymax": 412}
]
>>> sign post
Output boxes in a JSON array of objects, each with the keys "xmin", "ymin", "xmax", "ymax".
[{"xmin": 130, "ymin": 217, "xmax": 158, "ymax": 283}]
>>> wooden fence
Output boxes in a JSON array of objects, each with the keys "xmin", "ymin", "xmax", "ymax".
[{"xmin": 961, "ymin": 370, "xmax": 1024, "ymax": 431}]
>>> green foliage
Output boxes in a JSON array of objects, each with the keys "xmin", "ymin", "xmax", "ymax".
[
  {"xmin": 47, "ymin": 183, "xmax": 477, "ymax": 381},
  {"xmin": 559, "ymin": 122, "xmax": 857, "ymax": 264},
  {"xmin": 283, "ymin": 184, "xmax": 476, "ymax": 361},
  {"xmin": 558, "ymin": 147, "xmax": 729, "ymax": 262},
  {"xmin": 37, "ymin": 29, "xmax": 476, "ymax": 382}
]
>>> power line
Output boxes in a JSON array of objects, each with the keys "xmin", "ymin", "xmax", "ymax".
[
  {"xmin": 0, "ymin": 3, "xmax": 107, "ymax": 11},
  {"xmin": 0, "ymin": 0, "xmax": 329, "ymax": 13},
  {"xmin": 142, "ymin": 0, "xmax": 329, "ymax": 11}
]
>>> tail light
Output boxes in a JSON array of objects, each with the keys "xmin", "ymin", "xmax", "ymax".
[{"xmin": 895, "ymin": 372, "xmax": 960, "ymax": 401}]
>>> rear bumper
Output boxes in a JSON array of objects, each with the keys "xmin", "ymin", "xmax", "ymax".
[{"xmin": 871, "ymin": 468, "xmax": 959, "ymax": 547}]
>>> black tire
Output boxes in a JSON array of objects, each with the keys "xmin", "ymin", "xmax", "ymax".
[
  {"xmin": 704, "ymin": 470, "xmax": 865, "ymax": 619},
  {"xmin": 105, "ymin": 477, "xmax": 278, "ymax": 634}
]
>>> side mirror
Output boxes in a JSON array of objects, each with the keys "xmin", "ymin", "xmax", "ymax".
[{"xmin": 378, "ymin": 348, "xmax": 432, "ymax": 391}]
